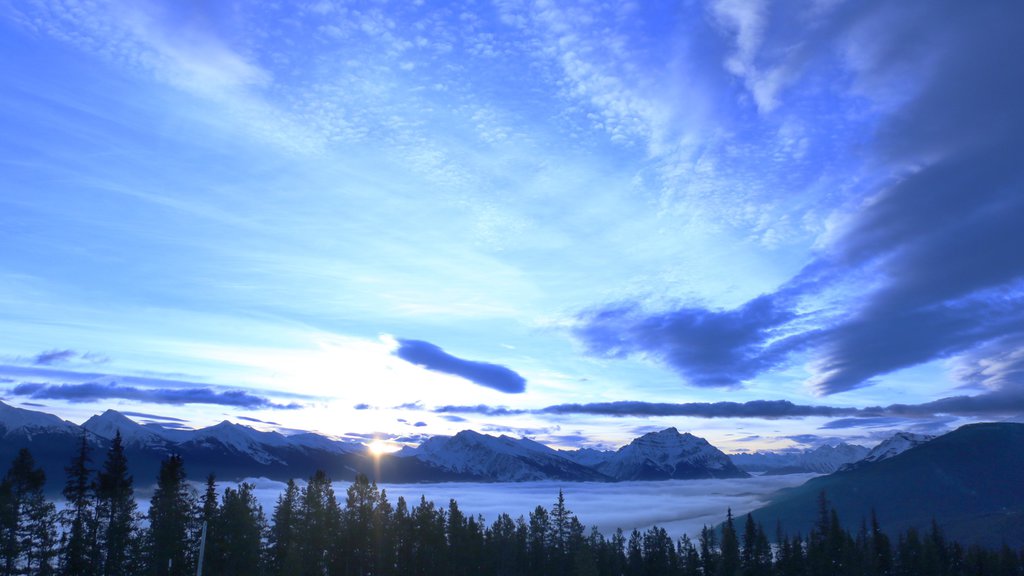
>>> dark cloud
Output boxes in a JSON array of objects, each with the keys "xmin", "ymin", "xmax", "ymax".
[
  {"xmin": 0, "ymin": 364, "xmax": 317, "ymax": 400},
  {"xmin": 33, "ymin": 349, "xmax": 78, "ymax": 366},
  {"xmin": 29, "ymin": 349, "xmax": 108, "ymax": 366},
  {"xmin": 784, "ymin": 434, "xmax": 847, "ymax": 448},
  {"xmin": 574, "ymin": 295, "xmax": 806, "ymax": 388},
  {"xmin": 572, "ymin": 1, "xmax": 1024, "ymax": 397},
  {"xmin": 819, "ymin": 417, "xmax": 908, "ymax": 430},
  {"xmin": 9, "ymin": 382, "xmax": 303, "ymax": 409},
  {"xmin": 393, "ymin": 339, "xmax": 526, "ymax": 394},
  {"xmin": 424, "ymin": 391, "xmax": 1024, "ymax": 421},
  {"xmin": 353, "ymin": 403, "xmax": 371, "ymax": 410},
  {"xmin": 540, "ymin": 400, "xmax": 858, "ymax": 419},
  {"xmin": 413, "ymin": 421, "xmax": 427, "ymax": 427}
]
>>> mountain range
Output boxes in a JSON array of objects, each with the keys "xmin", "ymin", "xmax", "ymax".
[
  {"xmin": 749, "ymin": 422, "xmax": 1024, "ymax": 547},
  {"xmin": 0, "ymin": 401, "xmax": 916, "ymax": 491}
]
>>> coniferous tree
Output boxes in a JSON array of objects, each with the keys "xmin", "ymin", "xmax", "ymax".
[
  {"xmin": 59, "ymin": 434, "xmax": 97, "ymax": 576},
  {"xmin": 96, "ymin": 431, "xmax": 138, "ymax": 576},
  {"xmin": 298, "ymin": 470, "xmax": 341, "ymax": 576},
  {"xmin": 699, "ymin": 525, "xmax": 720, "ymax": 576},
  {"xmin": 195, "ymin": 474, "xmax": 219, "ymax": 576},
  {"xmin": 147, "ymin": 454, "xmax": 196, "ymax": 576},
  {"xmin": 548, "ymin": 490, "xmax": 572, "ymax": 574},
  {"xmin": 625, "ymin": 529, "xmax": 643, "ymax": 576},
  {"xmin": 211, "ymin": 482, "xmax": 266, "ymax": 576},
  {"xmin": 268, "ymin": 479, "xmax": 301, "ymax": 576},
  {"xmin": 342, "ymin": 473, "xmax": 390, "ymax": 576},
  {"xmin": 527, "ymin": 505, "xmax": 550, "ymax": 575},
  {"xmin": 718, "ymin": 508, "xmax": 740, "ymax": 576},
  {"xmin": 0, "ymin": 478, "xmax": 15, "ymax": 576},
  {"xmin": 410, "ymin": 495, "xmax": 447, "ymax": 576},
  {"xmin": 3, "ymin": 448, "xmax": 57, "ymax": 576}
]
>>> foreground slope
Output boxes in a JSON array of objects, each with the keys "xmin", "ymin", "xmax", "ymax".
[{"xmin": 749, "ymin": 423, "xmax": 1024, "ymax": 547}]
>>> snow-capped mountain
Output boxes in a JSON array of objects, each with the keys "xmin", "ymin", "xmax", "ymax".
[
  {"xmin": 0, "ymin": 400, "xmax": 79, "ymax": 438},
  {"xmin": 398, "ymin": 430, "xmax": 608, "ymax": 481},
  {"xmin": 862, "ymin": 432, "xmax": 934, "ymax": 463},
  {"xmin": 82, "ymin": 409, "xmax": 172, "ymax": 450},
  {"xmin": 731, "ymin": 443, "xmax": 870, "ymax": 475},
  {"xmin": 838, "ymin": 432, "xmax": 935, "ymax": 471},
  {"xmin": 573, "ymin": 428, "xmax": 749, "ymax": 480}
]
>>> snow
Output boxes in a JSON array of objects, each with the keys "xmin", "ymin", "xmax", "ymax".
[
  {"xmin": 0, "ymin": 400, "xmax": 80, "ymax": 437},
  {"xmin": 860, "ymin": 432, "xmax": 934, "ymax": 463}
]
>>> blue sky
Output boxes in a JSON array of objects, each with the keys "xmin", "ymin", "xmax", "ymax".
[{"xmin": 2, "ymin": 0, "xmax": 1022, "ymax": 452}]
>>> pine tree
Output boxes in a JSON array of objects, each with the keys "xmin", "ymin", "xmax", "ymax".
[
  {"xmin": 718, "ymin": 508, "xmax": 740, "ymax": 576},
  {"xmin": 213, "ymin": 482, "xmax": 266, "ymax": 576},
  {"xmin": 548, "ymin": 490, "xmax": 572, "ymax": 573},
  {"xmin": 60, "ymin": 434, "xmax": 97, "ymax": 576},
  {"xmin": 268, "ymin": 479, "xmax": 301, "ymax": 576},
  {"xmin": 96, "ymin": 431, "xmax": 138, "ymax": 576},
  {"xmin": 3, "ymin": 448, "xmax": 57, "ymax": 575},
  {"xmin": 195, "ymin": 474, "xmax": 218, "ymax": 576},
  {"xmin": 298, "ymin": 470, "xmax": 341, "ymax": 576},
  {"xmin": 147, "ymin": 454, "xmax": 197, "ymax": 576},
  {"xmin": 0, "ymin": 478, "xmax": 15, "ymax": 576}
]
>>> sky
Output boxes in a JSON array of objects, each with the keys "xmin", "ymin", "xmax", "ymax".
[{"xmin": 2, "ymin": 0, "xmax": 1023, "ymax": 454}]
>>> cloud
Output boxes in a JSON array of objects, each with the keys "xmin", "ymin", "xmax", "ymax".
[
  {"xmin": 393, "ymin": 339, "xmax": 526, "ymax": 394},
  {"xmin": 9, "ymin": 382, "xmax": 302, "ymax": 410},
  {"xmin": 120, "ymin": 411, "xmax": 188, "ymax": 423},
  {"xmin": 29, "ymin": 349, "xmax": 109, "ymax": 367},
  {"xmin": 427, "ymin": 391, "xmax": 1024, "ymax": 421},
  {"xmin": 819, "ymin": 417, "xmax": 908, "ymax": 430},
  {"xmin": 354, "ymin": 403, "xmax": 372, "ymax": 410},
  {"xmin": 574, "ymin": 295, "xmax": 807, "ymax": 388},
  {"xmin": 32, "ymin": 349, "xmax": 77, "ymax": 366},
  {"xmin": 572, "ymin": 1, "xmax": 1024, "ymax": 397},
  {"xmin": 539, "ymin": 400, "xmax": 855, "ymax": 419},
  {"xmin": 237, "ymin": 415, "xmax": 282, "ymax": 426},
  {"xmin": 432, "ymin": 405, "xmax": 527, "ymax": 417}
]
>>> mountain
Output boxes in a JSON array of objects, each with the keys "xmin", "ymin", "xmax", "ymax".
[
  {"xmin": 0, "ymin": 400, "xmax": 80, "ymax": 437},
  {"xmin": 748, "ymin": 422, "xmax": 1024, "ymax": 547},
  {"xmin": 838, "ymin": 431, "xmax": 934, "ymax": 471},
  {"xmin": 731, "ymin": 443, "xmax": 870, "ymax": 475},
  {"xmin": 567, "ymin": 428, "xmax": 749, "ymax": 480},
  {"xmin": 83, "ymin": 409, "xmax": 174, "ymax": 450},
  {"xmin": 397, "ymin": 430, "xmax": 610, "ymax": 481}
]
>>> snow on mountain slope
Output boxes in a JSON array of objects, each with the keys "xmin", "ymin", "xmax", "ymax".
[
  {"xmin": 399, "ymin": 429, "xmax": 607, "ymax": 481},
  {"xmin": 284, "ymin": 432, "xmax": 360, "ymax": 454},
  {"xmin": 0, "ymin": 400, "xmax": 79, "ymax": 437},
  {"xmin": 179, "ymin": 421, "xmax": 290, "ymax": 465},
  {"xmin": 561, "ymin": 447, "xmax": 612, "ymax": 468},
  {"xmin": 82, "ymin": 409, "xmax": 170, "ymax": 449},
  {"xmin": 861, "ymin": 432, "xmax": 934, "ymax": 464},
  {"xmin": 731, "ymin": 443, "xmax": 870, "ymax": 474},
  {"xmin": 598, "ymin": 428, "xmax": 749, "ymax": 480}
]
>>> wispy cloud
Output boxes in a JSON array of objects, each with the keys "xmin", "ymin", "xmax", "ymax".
[
  {"xmin": 427, "ymin": 390, "xmax": 1024, "ymax": 421},
  {"xmin": 28, "ymin": 349, "xmax": 109, "ymax": 367},
  {"xmin": 573, "ymin": 1, "xmax": 1024, "ymax": 398},
  {"xmin": 393, "ymin": 339, "xmax": 526, "ymax": 393},
  {"xmin": 9, "ymin": 382, "xmax": 303, "ymax": 410}
]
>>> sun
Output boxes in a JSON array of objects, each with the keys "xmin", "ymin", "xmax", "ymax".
[{"xmin": 367, "ymin": 439, "xmax": 396, "ymax": 456}]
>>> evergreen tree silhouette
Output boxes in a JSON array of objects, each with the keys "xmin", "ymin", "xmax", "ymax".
[
  {"xmin": 59, "ymin": 434, "xmax": 97, "ymax": 576},
  {"xmin": 95, "ymin": 431, "xmax": 138, "ymax": 576}
]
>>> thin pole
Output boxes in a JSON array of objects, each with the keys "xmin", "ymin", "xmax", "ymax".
[{"xmin": 196, "ymin": 520, "xmax": 208, "ymax": 576}]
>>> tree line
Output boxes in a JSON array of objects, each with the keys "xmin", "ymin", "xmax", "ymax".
[{"xmin": 2, "ymin": 433, "xmax": 1023, "ymax": 576}]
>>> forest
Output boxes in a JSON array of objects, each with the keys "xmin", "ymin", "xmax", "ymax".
[{"xmin": 2, "ymin": 431, "xmax": 1022, "ymax": 576}]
